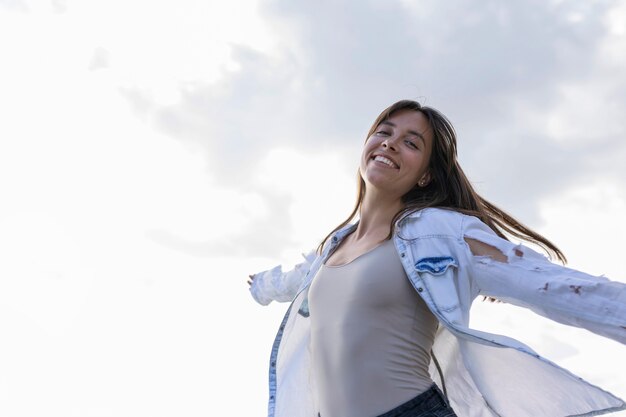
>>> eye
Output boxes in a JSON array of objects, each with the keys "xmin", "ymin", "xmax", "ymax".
[
  {"xmin": 405, "ymin": 140, "xmax": 419, "ymax": 149},
  {"xmin": 375, "ymin": 130, "xmax": 390, "ymax": 136}
]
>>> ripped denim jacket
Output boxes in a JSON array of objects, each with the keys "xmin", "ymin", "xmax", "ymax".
[{"xmin": 250, "ymin": 207, "xmax": 626, "ymax": 417}]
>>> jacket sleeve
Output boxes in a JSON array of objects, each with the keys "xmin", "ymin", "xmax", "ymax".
[
  {"xmin": 462, "ymin": 215, "xmax": 626, "ymax": 345},
  {"xmin": 249, "ymin": 250, "xmax": 317, "ymax": 306}
]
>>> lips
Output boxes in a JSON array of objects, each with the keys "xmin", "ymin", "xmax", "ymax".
[{"xmin": 372, "ymin": 154, "xmax": 399, "ymax": 169}]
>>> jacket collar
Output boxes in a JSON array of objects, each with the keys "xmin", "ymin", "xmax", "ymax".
[
  {"xmin": 329, "ymin": 209, "xmax": 425, "ymax": 244},
  {"xmin": 396, "ymin": 208, "xmax": 424, "ymax": 226},
  {"xmin": 330, "ymin": 223, "xmax": 358, "ymax": 245}
]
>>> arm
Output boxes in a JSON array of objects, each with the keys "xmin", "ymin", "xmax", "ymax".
[
  {"xmin": 248, "ymin": 250, "xmax": 317, "ymax": 306},
  {"xmin": 462, "ymin": 215, "xmax": 626, "ymax": 345}
]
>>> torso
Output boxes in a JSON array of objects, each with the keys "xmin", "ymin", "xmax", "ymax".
[{"xmin": 308, "ymin": 239, "xmax": 438, "ymax": 417}]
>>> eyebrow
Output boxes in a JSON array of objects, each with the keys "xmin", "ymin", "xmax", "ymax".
[{"xmin": 379, "ymin": 121, "xmax": 426, "ymax": 144}]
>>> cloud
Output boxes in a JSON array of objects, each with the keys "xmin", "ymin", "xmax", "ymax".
[
  {"xmin": 117, "ymin": 0, "xmax": 626, "ymax": 253},
  {"xmin": 0, "ymin": 0, "xmax": 28, "ymax": 12},
  {"xmin": 88, "ymin": 46, "xmax": 110, "ymax": 71},
  {"xmin": 51, "ymin": 0, "xmax": 66, "ymax": 13},
  {"xmin": 144, "ymin": 186, "xmax": 297, "ymax": 259}
]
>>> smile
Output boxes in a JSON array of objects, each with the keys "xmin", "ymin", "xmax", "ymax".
[{"xmin": 372, "ymin": 155, "xmax": 399, "ymax": 169}]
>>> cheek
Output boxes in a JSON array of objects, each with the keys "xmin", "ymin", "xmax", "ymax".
[
  {"xmin": 360, "ymin": 138, "xmax": 377, "ymax": 161},
  {"xmin": 405, "ymin": 154, "xmax": 428, "ymax": 176}
]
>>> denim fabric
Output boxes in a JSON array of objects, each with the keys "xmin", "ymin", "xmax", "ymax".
[{"xmin": 376, "ymin": 384, "xmax": 457, "ymax": 417}]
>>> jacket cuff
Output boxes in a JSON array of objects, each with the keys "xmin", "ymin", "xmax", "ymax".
[{"xmin": 249, "ymin": 265, "xmax": 282, "ymax": 306}]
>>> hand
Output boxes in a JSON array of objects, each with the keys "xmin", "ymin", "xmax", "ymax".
[{"xmin": 247, "ymin": 274, "xmax": 255, "ymax": 287}]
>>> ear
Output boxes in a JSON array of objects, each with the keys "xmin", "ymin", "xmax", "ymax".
[{"xmin": 419, "ymin": 171, "xmax": 432, "ymax": 187}]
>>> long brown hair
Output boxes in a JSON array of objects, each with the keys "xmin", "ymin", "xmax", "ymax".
[{"xmin": 317, "ymin": 100, "xmax": 567, "ymax": 264}]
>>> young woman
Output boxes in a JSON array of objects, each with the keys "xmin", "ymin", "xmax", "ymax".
[{"xmin": 248, "ymin": 100, "xmax": 626, "ymax": 417}]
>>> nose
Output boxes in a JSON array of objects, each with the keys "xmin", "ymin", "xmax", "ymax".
[{"xmin": 382, "ymin": 138, "xmax": 397, "ymax": 151}]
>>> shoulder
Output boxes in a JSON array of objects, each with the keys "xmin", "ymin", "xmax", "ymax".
[{"xmin": 398, "ymin": 207, "xmax": 493, "ymax": 239}]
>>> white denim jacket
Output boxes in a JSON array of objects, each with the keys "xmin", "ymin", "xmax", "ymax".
[{"xmin": 250, "ymin": 208, "xmax": 626, "ymax": 417}]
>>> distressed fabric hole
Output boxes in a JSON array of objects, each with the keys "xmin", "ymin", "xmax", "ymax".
[
  {"xmin": 569, "ymin": 285, "xmax": 582, "ymax": 295},
  {"xmin": 464, "ymin": 237, "xmax": 508, "ymax": 263}
]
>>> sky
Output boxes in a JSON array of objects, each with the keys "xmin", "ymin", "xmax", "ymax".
[{"xmin": 0, "ymin": 0, "xmax": 625, "ymax": 416}]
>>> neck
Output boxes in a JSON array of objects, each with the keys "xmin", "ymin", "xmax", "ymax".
[{"xmin": 353, "ymin": 189, "xmax": 404, "ymax": 241}]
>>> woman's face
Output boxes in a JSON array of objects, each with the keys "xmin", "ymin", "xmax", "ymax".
[{"xmin": 360, "ymin": 109, "xmax": 434, "ymax": 198}]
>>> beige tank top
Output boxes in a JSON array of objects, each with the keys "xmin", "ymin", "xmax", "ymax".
[{"xmin": 308, "ymin": 239, "xmax": 439, "ymax": 417}]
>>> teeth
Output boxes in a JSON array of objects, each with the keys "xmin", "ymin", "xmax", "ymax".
[{"xmin": 373, "ymin": 155, "xmax": 398, "ymax": 168}]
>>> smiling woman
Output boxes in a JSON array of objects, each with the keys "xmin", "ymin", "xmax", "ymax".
[{"xmin": 248, "ymin": 100, "xmax": 626, "ymax": 417}]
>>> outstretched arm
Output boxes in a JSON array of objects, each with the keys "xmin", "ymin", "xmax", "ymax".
[
  {"xmin": 248, "ymin": 250, "xmax": 317, "ymax": 306},
  {"xmin": 462, "ymin": 215, "xmax": 626, "ymax": 345}
]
